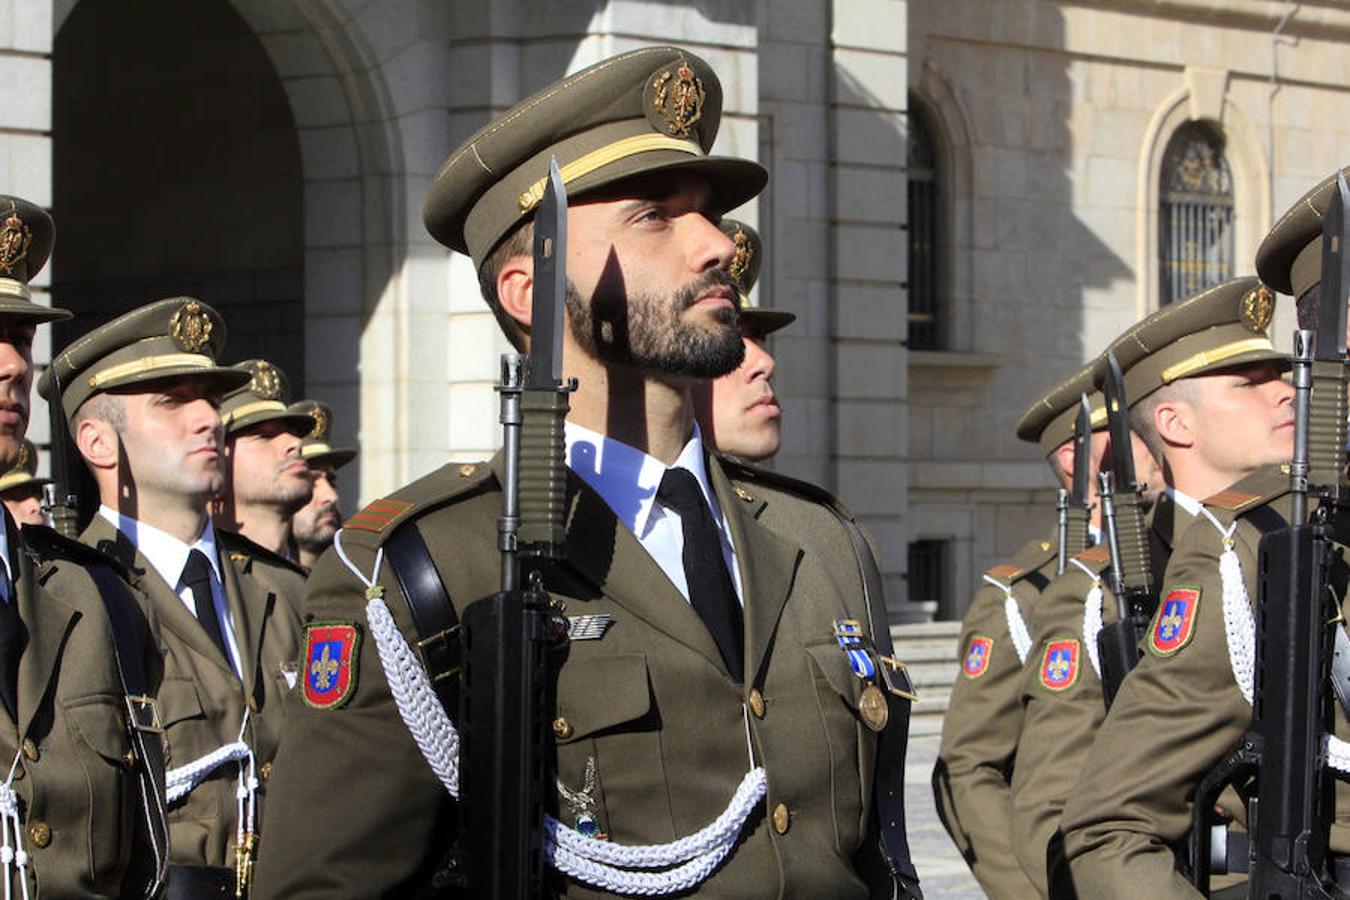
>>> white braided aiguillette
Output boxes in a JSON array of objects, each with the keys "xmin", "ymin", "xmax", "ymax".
[
  {"xmin": 984, "ymin": 574, "xmax": 1032, "ymax": 665},
  {"xmin": 164, "ymin": 741, "xmax": 251, "ymax": 805},
  {"xmin": 1069, "ymin": 557, "xmax": 1105, "ymax": 678}
]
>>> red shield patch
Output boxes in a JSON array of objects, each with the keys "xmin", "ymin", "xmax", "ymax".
[
  {"xmin": 1150, "ymin": 586, "xmax": 1200, "ymax": 657},
  {"xmin": 302, "ymin": 622, "xmax": 361, "ymax": 709},
  {"xmin": 962, "ymin": 635, "xmax": 993, "ymax": 679},
  {"xmin": 1040, "ymin": 639, "xmax": 1080, "ymax": 691}
]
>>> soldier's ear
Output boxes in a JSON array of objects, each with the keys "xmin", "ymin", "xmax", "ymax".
[
  {"xmin": 1153, "ymin": 400, "xmax": 1195, "ymax": 450},
  {"xmin": 496, "ymin": 254, "xmax": 535, "ymax": 331},
  {"xmin": 74, "ymin": 416, "xmax": 118, "ymax": 471}
]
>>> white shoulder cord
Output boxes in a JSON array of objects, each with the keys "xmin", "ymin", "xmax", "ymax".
[
  {"xmin": 1068, "ymin": 558, "xmax": 1105, "ymax": 678},
  {"xmin": 335, "ymin": 528, "xmax": 769, "ymax": 894},
  {"xmin": 1195, "ymin": 508, "xmax": 1254, "ymax": 705},
  {"xmin": 164, "ymin": 720, "xmax": 252, "ymax": 806},
  {"xmin": 233, "ymin": 711, "xmax": 259, "ymax": 861},
  {"xmin": 0, "ymin": 750, "xmax": 28, "ymax": 900},
  {"xmin": 983, "ymin": 574, "xmax": 1032, "ymax": 665}
]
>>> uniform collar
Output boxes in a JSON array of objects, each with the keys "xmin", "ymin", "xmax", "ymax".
[
  {"xmin": 564, "ymin": 420, "xmax": 727, "ymax": 540},
  {"xmin": 99, "ymin": 505, "xmax": 223, "ymax": 587},
  {"xmin": 1166, "ymin": 485, "xmax": 1202, "ymax": 517}
]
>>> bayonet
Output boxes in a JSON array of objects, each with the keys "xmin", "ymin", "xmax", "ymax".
[
  {"xmin": 1060, "ymin": 394, "xmax": 1093, "ymax": 562},
  {"xmin": 527, "ymin": 159, "xmax": 567, "ymax": 391}
]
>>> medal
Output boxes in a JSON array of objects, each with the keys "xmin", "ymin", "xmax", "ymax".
[
  {"xmin": 858, "ymin": 684, "xmax": 889, "ymax": 732},
  {"xmin": 556, "ymin": 756, "xmax": 607, "ymax": 840},
  {"xmin": 832, "ymin": 618, "xmax": 877, "ymax": 679}
]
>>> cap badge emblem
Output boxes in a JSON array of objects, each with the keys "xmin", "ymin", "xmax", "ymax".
[
  {"xmin": 0, "ymin": 203, "xmax": 31, "ymax": 277},
  {"xmin": 1241, "ymin": 285, "xmax": 1275, "ymax": 333},
  {"xmin": 728, "ymin": 228, "xmax": 753, "ymax": 291},
  {"xmin": 309, "ymin": 404, "xmax": 329, "ymax": 441},
  {"xmin": 251, "ymin": 361, "xmax": 282, "ymax": 400},
  {"xmin": 169, "ymin": 300, "xmax": 213, "ymax": 353},
  {"xmin": 650, "ymin": 63, "xmax": 705, "ymax": 138}
]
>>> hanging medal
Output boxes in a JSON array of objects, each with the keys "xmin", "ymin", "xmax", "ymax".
[
  {"xmin": 556, "ymin": 756, "xmax": 607, "ymax": 840},
  {"xmin": 833, "ymin": 618, "xmax": 889, "ymax": 732}
]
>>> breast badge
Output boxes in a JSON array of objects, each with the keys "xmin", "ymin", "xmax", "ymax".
[
  {"xmin": 1150, "ymin": 586, "xmax": 1200, "ymax": 657},
  {"xmin": 962, "ymin": 635, "xmax": 993, "ymax": 679},
  {"xmin": 302, "ymin": 622, "xmax": 361, "ymax": 709},
  {"xmin": 1039, "ymin": 639, "xmax": 1080, "ymax": 691}
]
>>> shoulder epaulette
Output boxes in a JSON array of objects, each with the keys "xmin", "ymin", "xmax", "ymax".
[
  {"xmin": 343, "ymin": 460, "xmax": 496, "ymax": 540},
  {"xmin": 1203, "ymin": 465, "xmax": 1289, "ymax": 513},
  {"xmin": 716, "ymin": 454, "xmax": 856, "ymax": 519},
  {"xmin": 985, "ymin": 563, "xmax": 1023, "ymax": 583},
  {"xmin": 1202, "ymin": 488, "xmax": 1265, "ymax": 512},
  {"xmin": 217, "ymin": 529, "xmax": 307, "ymax": 576},
  {"xmin": 20, "ymin": 523, "xmax": 132, "ymax": 580},
  {"xmin": 1074, "ymin": 544, "xmax": 1111, "ymax": 565}
]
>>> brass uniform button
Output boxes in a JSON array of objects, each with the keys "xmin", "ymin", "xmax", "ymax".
[
  {"xmin": 122, "ymin": 750, "xmax": 137, "ymax": 769},
  {"xmin": 21, "ymin": 739, "xmax": 38, "ymax": 762},
  {"xmin": 459, "ymin": 463, "xmax": 478, "ymax": 477},
  {"xmin": 748, "ymin": 689, "xmax": 765, "ymax": 719},
  {"xmin": 248, "ymin": 696, "xmax": 260, "ymax": 713},
  {"xmin": 553, "ymin": 717, "xmax": 573, "ymax": 740},
  {"xmin": 28, "ymin": 821, "xmax": 50, "ymax": 848},
  {"xmin": 733, "ymin": 486, "xmax": 754, "ymax": 502},
  {"xmin": 771, "ymin": 803, "xmax": 790, "ymax": 835},
  {"xmin": 260, "ymin": 762, "xmax": 273, "ymax": 781}
]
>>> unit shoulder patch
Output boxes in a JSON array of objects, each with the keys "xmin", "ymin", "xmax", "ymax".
[
  {"xmin": 1150, "ymin": 586, "xmax": 1201, "ymax": 657},
  {"xmin": 1039, "ymin": 639, "xmax": 1080, "ymax": 691},
  {"xmin": 962, "ymin": 635, "xmax": 994, "ymax": 679},
  {"xmin": 302, "ymin": 621, "xmax": 361, "ymax": 709}
]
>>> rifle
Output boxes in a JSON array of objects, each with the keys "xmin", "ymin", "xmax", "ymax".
[
  {"xmin": 1188, "ymin": 174, "xmax": 1350, "ymax": 897},
  {"xmin": 1058, "ymin": 394, "xmax": 1093, "ymax": 575},
  {"xmin": 41, "ymin": 364, "xmax": 80, "ymax": 538},
  {"xmin": 1095, "ymin": 353, "xmax": 1157, "ymax": 709},
  {"xmin": 459, "ymin": 157, "xmax": 574, "ymax": 899}
]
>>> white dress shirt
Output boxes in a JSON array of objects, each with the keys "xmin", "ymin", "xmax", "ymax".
[
  {"xmin": 99, "ymin": 505, "xmax": 244, "ymax": 677},
  {"xmin": 565, "ymin": 421, "xmax": 744, "ymax": 605},
  {"xmin": 1166, "ymin": 485, "xmax": 1202, "ymax": 518}
]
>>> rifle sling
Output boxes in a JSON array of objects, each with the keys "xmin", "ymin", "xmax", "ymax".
[
  {"xmin": 83, "ymin": 559, "xmax": 169, "ymax": 898},
  {"xmin": 385, "ymin": 524, "xmax": 461, "ymax": 715}
]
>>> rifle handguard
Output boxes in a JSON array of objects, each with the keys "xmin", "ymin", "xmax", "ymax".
[
  {"xmin": 1307, "ymin": 359, "xmax": 1349, "ymax": 498},
  {"xmin": 1063, "ymin": 506, "xmax": 1090, "ymax": 559},
  {"xmin": 1110, "ymin": 491, "xmax": 1153, "ymax": 597},
  {"xmin": 517, "ymin": 390, "xmax": 570, "ymax": 556}
]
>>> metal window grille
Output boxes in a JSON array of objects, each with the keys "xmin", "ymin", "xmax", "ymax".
[
  {"xmin": 907, "ymin": 539, "xmax": 948, "ymax": 607},
  {"xmin": 1159, "ymin": 122, "xmax": 1234, "ymax": 306},
  {"xmin": 907, "ymin": 105, "xmax": 939, "ymax": 350}
]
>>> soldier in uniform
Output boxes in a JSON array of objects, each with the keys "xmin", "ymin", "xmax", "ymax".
[
  {"xmin": 286, "ymin": 400, "xmax": 356, "ymax": 571},
  {"xmin": 0, "ymin": 197, "xmax": 168, "ymax": 897},
  {"xmin": 43, "ymin": 299, "xmax": 308, "ymax": 897},
  {"xmin": 1057, "ymin": 177, "xmax": 1336, "ymax": 898},
  {"xmin": 932, "ymin": 361, "xmax": 1110, "ymax": 899},
  {"xmin": 214, "ymin": 360, "xmax": 315, "ymax": 561},
  {"xmin": 693, "ymin": 219, "xmax": 795, "ymax": 463},
  {"xmin": 0, "ymin": 439, "xmax": 49, "ymax": 526},
  {"xmin": 254, "ymin": 46, "xmax": 919, "ymax": 898},
  {"xmin": 1010, "ymin": 277, "xmax": 1289, "ymax": 894}
]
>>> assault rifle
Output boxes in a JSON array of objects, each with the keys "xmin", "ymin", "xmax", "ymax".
[
  {"xmin": 460, "ymin": 158, "xmax": 574, "ymax": 899},
  {"xmin": 1095, "ymin": 353, "xmax": 1156, "ymax": 708},
  {"xmin": 41, "ymin": 364, "xmax": 80, "ymax": 538},
  {"xmin": 1188, "ymin": 173, "xmax": 1350, "ymax": 897},
  {"xmin": 1058, "ymin": 395, "xmax": 1094, "ymax": 575}
]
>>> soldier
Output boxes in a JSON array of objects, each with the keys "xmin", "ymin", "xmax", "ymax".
[
  {"xmin": 1010, "ymin": 277, "xmax": 1289, "ymax": 894},
  {"xmin": 932, "ymin": 361, "xmax": 1111, "ymax": 899},
  {"xmin": 286, "ymin": 400, "xmax": 356, "ymax": 570},
  {"xmin": 1058, "ymin": 178, "xmax": 1330, "ymax": 898},
  {"xmin": 214, "ymin": 360, "xmax": 315, "ymax": 561},
  {"xmin": 0, "ymin": 439, "xmax": 49, "ymax": 526},
  {"xmin": 0, "ymin": 197, "xmax": 168, "ymax": 897},
  {"xmin": 254, "ymin": 45, "xmax": 919, "ymax": 898},
  {"xmin": 43, "ymin": 298, "xmax": 308, "ymax": 897},
  {"xmin": 693, "ymin": 219, "xmax": 795, "ymax": 462}
]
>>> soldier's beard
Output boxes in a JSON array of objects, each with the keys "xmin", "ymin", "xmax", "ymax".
[{"xmin": 564, "ymin": 270, "xmax": 745, "ymax": 379}]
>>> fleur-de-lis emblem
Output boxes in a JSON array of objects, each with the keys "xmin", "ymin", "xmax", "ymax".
[
  {"xmin": 1160, "ymin": 610, "xmax": 1183, "ymax": 641},
  {"xmin": 0, "ymin": 203, "xmax": 31, "ymax": 277},
  {"xmin": 310, "ymin": 644, "xmax": 339, "ymax": 691},
  {"xmin": 169, "ymin": 301, "xmax": 213, "ymax": 353},
  {"xmin": 251, "ymin": 361, "xmax": 281, "ymax": 400},
  {"xmin": 1048, "ymin": 656, "xmax": 1070, "ymax": 681},
  {"xmin": 650, "ymin": 63, "xmax": 705, "ymax": 138}
]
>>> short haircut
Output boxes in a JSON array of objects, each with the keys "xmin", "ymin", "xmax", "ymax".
[
  {"xmin": 73, "ymin": 392, "xmax": 126, "ymax": 433},
  {"xmin": 1129, "ymin": 379, "xmax": 1198, "ymax": 463},
  {"xmin": 476, "ymin": 220, "xmax": 534, "ymax": 351}
]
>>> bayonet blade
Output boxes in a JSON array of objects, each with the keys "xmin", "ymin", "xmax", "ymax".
[
  {"xmin": 1072, "ymin": 393, "xmax": 1092, "ymax": 505},
  {"xmin": 1103, "ymin": 352, "xmax": 1137, "ymax": 489},
  {"xmin": 527, "ymin": 157, "xmax": 568, "ymax": 389},
  {"xmin": 1317, "ymin": 173, "xmax": 1350, "ymax": 365}
]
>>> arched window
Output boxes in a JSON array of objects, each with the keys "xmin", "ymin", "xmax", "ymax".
[
  {"xmin": 1159, "ymin": 122, "xmax": 1234, "ymax": 305},
  {"xmin": 908, "ymin": 101, "xmax": 940, "ymax": 349}
]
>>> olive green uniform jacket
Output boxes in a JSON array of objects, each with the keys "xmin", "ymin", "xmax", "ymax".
[
  {"xmin": 1061, "ymin": 467, "xmax": 1306, "ymax": 898},
  {"xmin": 252, "ymin": 453, "xmax": 896, "ymax": 899},
  {"xmin": 81, "ymin": 516, "xmax": 305, "ymax": 869},
  {"xmin": 1010, "ymin": 493, "xmax": 1193, "ymax": 895},
  {"xmin": 2, "ymin": 516, "xmax": 164, "ymax": 898},
  {"xmin": 933, "ymin": 533, "xmax": 1057, "ymax": 899}
]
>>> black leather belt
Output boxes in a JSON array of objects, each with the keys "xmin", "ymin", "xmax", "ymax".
[{"xmin": 166, "ymin": 864, "xmax": 235, "ymax": 899}]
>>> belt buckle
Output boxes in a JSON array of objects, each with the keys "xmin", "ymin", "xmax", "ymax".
[
  {"xmin": 415, "ymin": 626, "xmax": 462, "ymax": 685},
  {"xmin": 125, "ymin": 694, "xmax": 164, "ymax": 735},
  {"xmin": 878, "ymin": 656, "xmax": 919, "ymax": 702}
]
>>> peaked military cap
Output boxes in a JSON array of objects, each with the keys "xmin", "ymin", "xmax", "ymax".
[
  {"xmin": 720, "ymin": 219, "xmax": 794, "ymax": 337},
  {"xmin": 1106, "ymin": 276, "xmax": 1284, "ymax": 405},
  {"xmin": 0, "ymin": 439, "xmax": 48, "ymax": 494},
  {"xmin": 423, "ymin": 45, "xmax": 767, "ymax": 267},
  {"xmin": 289, "ymin": 399, "xmax": 356, "ymax": 469},
  {"xmin": 0, "ymin": 196, "xmax": 69, "ymax": 324},
  {"xmin": 41, "ymin": 297, "xmax": 250, "ymax": 420},
  {"xmin": 1017, "ymin": 359, "xmax": 1108, "ymax": 455},
  {"xmin": 219, "ymin": 360, "xmax": 315, "ymax": 436},
  {"xmin": 1256, "ymin": 167, "xmax": 1350, "ymax": 300}
]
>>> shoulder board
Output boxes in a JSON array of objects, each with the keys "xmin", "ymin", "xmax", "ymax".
[
  {"xmin": 1008, "ymin": 534, "xmax": 1057, "ymax": 574},
  {"xmin": 716, "ymin": 454, "xmax": 855, "ymax": 518},
  {"xmin": 1203, "ymin": 465, "xmax": 1289, "ymax": 512},
  {"xmin": 20, "ymin": 523, "xmax": 132, "ymax": 580},
  {"xmin": 985, "ymin": 563, "xmax": 1023, "ymax": 582},
  {"xmin": 1073, "ymin": 544, "xmax": 1111, "ymax": 565},
  {"xmin": 216, "ymin": 529, "xmax": 307, "ymax": 576},
  {"xmin": 343, "ymin": 459, "xmax": 496, "ymax": 541}
]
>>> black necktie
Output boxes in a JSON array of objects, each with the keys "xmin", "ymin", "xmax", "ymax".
[
  {"xmin": 657, "ymin": 468, "xmax": 744, "ymax": 682},
  {"xmin": 183, "ymin": 550, "xmax": 230, "ymax": 664},
  {"xmin": 0, "ymin": 571, "xmax": 20, "ymax": 720}
]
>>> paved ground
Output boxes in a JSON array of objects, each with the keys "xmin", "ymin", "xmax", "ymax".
[{"xmin": 905, "ymin": 734, "xmax": 986, "ymax": 898}]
